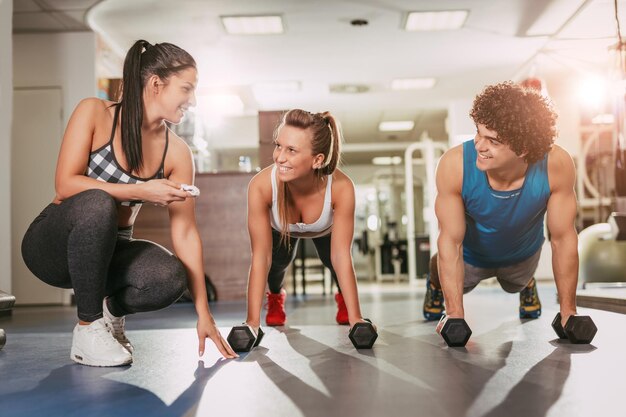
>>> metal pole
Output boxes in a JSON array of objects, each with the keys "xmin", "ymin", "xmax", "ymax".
[
  {"xmin": 404, "ymin": 137, "xmax": 447, "ymax": 283},
  {"xmin": 404, "ymin": 143, "xmax": 418, "ymax": 283}
]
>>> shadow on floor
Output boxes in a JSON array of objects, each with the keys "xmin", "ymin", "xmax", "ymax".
[
  {"xmin": 481, "ymin": 340, "xmax": 595, "ymax": 417},
  {"xmin": 235, "ymin": 325, "xmax": 516, "ymax": 417},
  {"xmin": 0, "ymin": 358, "xmax": 228, "ymax": 417}
]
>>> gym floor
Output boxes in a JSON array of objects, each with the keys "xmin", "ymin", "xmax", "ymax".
[{"xmin": 0, "ymin": 281, "xmax": 620, "ymax": 417}]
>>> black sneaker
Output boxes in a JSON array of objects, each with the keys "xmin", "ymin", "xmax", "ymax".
[
  {"xmin": 519, "ymin": 277, "xmax": 542, "ymax": 319},
  {"xmin": 423, "ymin": 275, "xmax": 445, "ymax": 321}
]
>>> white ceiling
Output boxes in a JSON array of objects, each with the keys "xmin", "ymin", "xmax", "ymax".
[
  {"xmin": 12, "ymin": 0, "xmax": 626, "ymax": 163},
  {"xmin": 13, "ymin": 0, "xmax": 100, "ymax": 31}
]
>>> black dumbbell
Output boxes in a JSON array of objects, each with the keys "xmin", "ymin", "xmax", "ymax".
[
  {"xmin": 227, "ymin": 324, "xmax": 265, "ymax": 352},
  {"xmin": 0, "ymin": 329, "xmax": 5, "ymax": 350},
  {"xmin": 349, "ymin": 319, "xmax": 378, "ymax": 349},
  {"xmin": 551, "ymin": 313, "xmax": 597, "ymax": 344},
  {"xmin": 438, "ymin": 316, "xmax": 472, "ymax": 347}
]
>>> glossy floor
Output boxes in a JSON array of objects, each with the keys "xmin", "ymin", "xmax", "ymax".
[{"xmin": 0, "ymin": 282, "xmax": 619, "ymax": 417}]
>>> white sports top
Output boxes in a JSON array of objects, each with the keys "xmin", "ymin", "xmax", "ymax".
[{"xmin": 269, "ymin": 165, "xmax": 333, "ymax": 238}]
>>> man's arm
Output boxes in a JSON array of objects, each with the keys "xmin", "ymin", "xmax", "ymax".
[
  {"xmin": 435, "ymin": 146, "xmax": 466, "ymax": 319},
  {"xmin": 546, "ymin": 145, "xmax": 579, "ymax": 325}
]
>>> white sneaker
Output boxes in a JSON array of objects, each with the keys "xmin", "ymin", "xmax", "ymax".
[
  {"xmin": 70, "ymin": 318, "xmax": 132, "ymax": 367},
  {"xmin": 103, "ymin": 298, "xmax": 134, "ymax": 353}
]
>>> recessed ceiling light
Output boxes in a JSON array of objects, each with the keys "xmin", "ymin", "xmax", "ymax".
[
  {"xmin": 329, "ymin": 84, "xmax": 370, "ymax": 94},
  {"xmin": 391, "ymin": 78, "xmax": 436, "ymax": 90},
  {"xmin": 378, "ymin": 121, "xmax": 415, "ymax": 132},
  {"xmin": 372, "ymin": 156, "xmax": 403, "ymax": 166},
  {"xmin": 404, "ymin": 10, "xmax": 468, "ymax": 31},
  {"xmin": 221, "ymin": 15, "xmax": 284, "ymax": 35}
]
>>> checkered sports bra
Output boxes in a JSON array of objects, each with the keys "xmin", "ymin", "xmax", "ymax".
[
  {"xmin": 85, "ymin": 104, "xmax": 168, "ymax": 207},
  {"xmin": 269, "ymin": 165, "xmax": 333, "ymax": 238}
]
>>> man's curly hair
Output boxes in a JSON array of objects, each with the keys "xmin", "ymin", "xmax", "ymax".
[{"xmin": 469, "ymin": 81, "xmax": 557, "ymax": 163}]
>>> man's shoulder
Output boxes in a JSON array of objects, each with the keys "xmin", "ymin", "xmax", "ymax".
[
  {"xmin": 437, "ymin": 144, "xmax": 464, "ymax": 193},
  {"xmin": 547, "ymin": 144, "xmax": 575, "ymax": 170},
  {"xmin": 548, "ymin": 143, "xmax": 572, "ymax": 157},
  {"xmin": 547, "ymin": 144, "xmax": 575, "ymax": 190},
  {"xmin": 440, "ymin": 143, "xmax": 464, "ymax": 167}
]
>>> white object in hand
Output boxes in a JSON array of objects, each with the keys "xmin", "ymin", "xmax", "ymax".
[{"xmin": 181, "ymin": 184, "xmax": 200, "ymax": 197}]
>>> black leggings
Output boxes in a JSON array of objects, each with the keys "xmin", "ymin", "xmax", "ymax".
[
  {"xmin": 21, "ymin": 189, "xmax": 187, "ymax": 322},
  {"xmin": 268, "ymin": 230, "xmax": 341, "ymax": 294}
]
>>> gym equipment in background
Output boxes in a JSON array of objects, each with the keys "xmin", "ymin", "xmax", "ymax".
[
  {"xmin": 0, "ymin": 290, "xmax": 16, "ymax": 350},
  {"xmin": 578, "ymin": 212, "xmax": 626, "ymax": 287}
]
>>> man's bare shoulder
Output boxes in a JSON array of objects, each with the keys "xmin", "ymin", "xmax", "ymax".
[
  {"xmin": 436, "ymin": 144, "xmax": 464, "ymax": 192},
  {"xmin": 547, "ymin": 144, "xmax": 575, "ymax": 190}
]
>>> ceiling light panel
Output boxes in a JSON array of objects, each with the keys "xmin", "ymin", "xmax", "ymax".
[
  {"xmin": 372, "ymin": 156, "xmax": 403, "ymax": 166},
  {"xmin": 391, "ymin": 78, "xmax": 436, "ymax": 90},
  {"xmin": 404, "ymin": 10, "xmax": 468, "ymax": 31},
  {"xmin": 329, "ymin": 84, "xmax": 370, "ymax": 94},
  {"xmin": 221, "ymin": 15, "xmax": 283, "ymax": 35},
  {"xmin": 378, "ymin": 121, "xmax": 415, "ymax": 132}
]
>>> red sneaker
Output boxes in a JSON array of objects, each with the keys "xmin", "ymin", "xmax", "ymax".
[
  {"xmin": 335, "ymin": 293, "xmax": 349, "ymax": 325},
  {"xmin": 265, "ymin": 289, "xmax": 286, "ymax": 326}
]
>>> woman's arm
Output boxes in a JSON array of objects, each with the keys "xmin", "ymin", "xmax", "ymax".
[
  {"xmin": 55, "ymin": 98, "xmax": 187, "ymax": 205},
  {"xmin": 245, "ymin": 171, "xmax": 274, "ymax": 329},
  {"xmin": 329, "ymin": 171, "xmax": 365, "ymax": 327},
  {"xmin": 167, "ymin": 136, "xmax": 236, "ymax": 358}
]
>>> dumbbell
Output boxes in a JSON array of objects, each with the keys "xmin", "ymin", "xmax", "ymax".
[
  {"xmin": 438, "ymin": 316, "xmax": 472, "ymax": 347},
  {"xmin": 0, "ymin": 329, "xmax": 5, "ymax": 350},
  {"xmin": 349, "ymin": 319, "xmax": 378, "ymax": 349},
  {"xmin": 227, "ymin": 324, "xmax": 265, "ymax": 352},
  {"xmin": 551, "ymin": 313, "xmax": 597, "ymax": 344}
]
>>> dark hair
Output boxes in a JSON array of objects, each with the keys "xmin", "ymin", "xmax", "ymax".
[
  {"xmin": 120, "ymin": 40, "xmax": 196, "ymax": 172},
  {"xmin": 469, "ymin": 81, "xmax": 557, "ymax": 163},
  {"xmin": 274, "ymin": 109, "xmax": 343, "ymax": 244}
]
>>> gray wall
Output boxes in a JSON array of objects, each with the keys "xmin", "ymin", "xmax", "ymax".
[
  {"xmin": 11, "ymin": 31, "xmax": 96, "ymax": 304},
  {"xmin": 0, "ymin": 0, "xmax": 13, "ymax": 293},
  {"xmin": 13, "ymin": 32, "xmax": 97, "ymax": 126}
]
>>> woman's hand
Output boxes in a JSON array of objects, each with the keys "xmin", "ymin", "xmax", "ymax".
[
  {"xmin": 141, "ymin": 179, "xmax": 189, "ymax": 206},
  {"xmin": 349, "ymin": 317, "xmax": 377, "ymax": 332},
  {"xmin": 197, "ymin": 314, "xmax": 239, "ymax": 359},
  {"xmin": 245, "ymin": 322, "xmax": 260, "ymax": 335}
]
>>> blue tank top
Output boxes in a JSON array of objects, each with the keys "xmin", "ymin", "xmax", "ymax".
[{"xmin": 461, "ymin": 139, "xmax": 550, "ymax": 268}]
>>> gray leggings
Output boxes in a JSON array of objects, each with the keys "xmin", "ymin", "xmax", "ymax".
[{"xmin": 21, "ymin": 189, "xmax": 187, "ymax": 322}]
